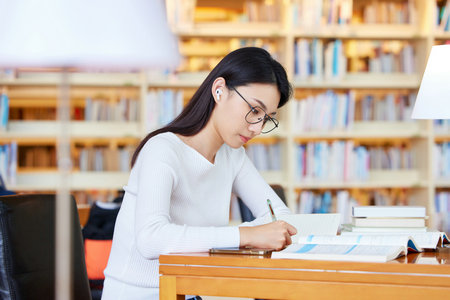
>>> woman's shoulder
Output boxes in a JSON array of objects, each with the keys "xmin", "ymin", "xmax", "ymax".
[{"xmin": 138, "ymin": 132, "xmax": 181, "ymax": 162}]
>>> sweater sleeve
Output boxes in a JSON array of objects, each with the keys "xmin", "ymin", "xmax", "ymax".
[
  {"xmin": 232, "ymin": 153, "xmax": 292, "ymax": 226},
  {"xmin": 133, "ymin": 139, "xmax": 240, "ymax": 259}
]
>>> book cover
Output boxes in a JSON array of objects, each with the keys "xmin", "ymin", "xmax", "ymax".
[
  {"xmin": 352, "ymin": 206, "xmax": 426, "ymax": 218},
  {"xmin": 352, "ymin": 217, "xmax": 426, "ymax": 228},
  {"xmin": 348, "ymin": 225, "xmax": 427, "ymax": 233}
]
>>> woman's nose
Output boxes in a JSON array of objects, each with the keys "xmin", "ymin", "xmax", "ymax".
[{"xmin": 248, "ymin": 121, "xmax": 264, "ymax": 135}]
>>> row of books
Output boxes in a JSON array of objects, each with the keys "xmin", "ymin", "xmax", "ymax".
[
  {"xmin": 435, "ymin": 192, "xmax": 450, "ymax": 233},
  {"xmin": 292, "ymin": 90, "xmax": 355, "ymax": 132},
  {"xmin": 297, "ymin": 141, "xmax": 369, "ymax": 181},
  {"xmin": 297, "ymin": 189, "xmax": 411, "ymax": 224},
  {"xmin": 437, "ymin": 1, "xmax": 450, "ymax": 31},
  {"xmin": 369, "ymin": 146, "xmax": 415, "ymax": 170},
  {"xmin": 10, "ymin": 107, "xmax": 56, "ymax": 121},
  {"xmin": 346, "ymin": 40, "xmax": 415, "ymax": 73},
  {"xmin": 170, "ymin": 0, "xmax": 418, "ymax": 28},
  {"xmin": 292, "ymin": 0, "xmax": 352, "ymax": 27},
  {"xmin": 145, "ymin": 90, "xmax": 183, "ymax": 132},
  {"xmin": 355, "ymin": 92, "xmax": 416, "ymax": 122},
  {"xmin": 178, "ymin": 38, "xmax": 280, "ymax": 73},
  {"xmin": 293, "ymin": 90, "xmax": 416, "ymax": 132},
  {"xmin": 77, "ymin": 147, "xmax": 134, "ymax": 172},
  {"xmin": 243, "ymin": 0, "xmax": 281, "ymax": 22},
  {"xmin": 435, "ymin": 192, "xmax": 450, "ymax": 214},
  {"xmin": 292, "ymin": 0, "xmax": 416, "ymax": 27},
  {"xmin": 0, "ymin": 69, "xmax": 15, "ymax": 80},
  {"xmin": 294, "ymin": 39, "xmax": 346, "ymax": 80},
  {"xmin": 84, "ymin": 97, "xmax": 139, "ymax": 122},
  {"xmin": 433, "ymin": 142, "xmax": 450, "ymax": 179},
  {"xmin": 296, "ymin": 141, "xmax": 415, "ymax": 181},
  {"xmin": 294, "ymin": 39, "xmax": 415, "ymax": 81},
  {"xmin": 0, "ymin": 93, "xmax": 9, "ymax": 130},
  {"xmin": 357, "ymin": 0, "xmax": 417, "ymax": 25},
  {"xmin": 0, "ymin": 142, "xmax": 17, "ymax": 186},
  {"xmin": 18, "ymin": 146, "xmax": 56, "ymax": 168},
  {"xmin": 167, "ymin": 0, "xmax": 282, "ymax": 27},
  {"xmin": 434, "ymin": 119, "xmax": 450, "ymax": 134},
  {"xmin": 245, "ymin": 143, "xmax": 282, "ymax": 171}
]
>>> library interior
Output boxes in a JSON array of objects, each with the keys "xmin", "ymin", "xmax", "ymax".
[{"xmin": 1, "ymin": 1, "xmax": 450, "ymax": 300}]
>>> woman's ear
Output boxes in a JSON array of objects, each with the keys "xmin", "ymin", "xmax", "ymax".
[{"xmin": 212, "ymin": 77, "xmax": 226, "ymax": 103}]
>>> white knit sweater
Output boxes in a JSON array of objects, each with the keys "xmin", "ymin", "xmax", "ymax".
[{"xmin": 103, "ymin": 132, "xmax": 290, "ymax": 296}]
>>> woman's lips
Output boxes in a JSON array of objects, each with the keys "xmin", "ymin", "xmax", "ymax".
[{"xmin": 240, "ymin": 135, "xmax": 250, "ymax": 143}]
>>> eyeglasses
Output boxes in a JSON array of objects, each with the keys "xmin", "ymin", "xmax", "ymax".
[{"xmin": 232, "ymin": 87, "xmax": 279, "ymax": 134}]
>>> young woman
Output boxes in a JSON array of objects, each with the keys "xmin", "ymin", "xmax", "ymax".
[{"xmin": 102, "ymin": 47, "xmax": 296, "ymax": 300}]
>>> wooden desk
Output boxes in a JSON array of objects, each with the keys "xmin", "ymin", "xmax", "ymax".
[{"xmin": 159, "ymin": 249, "xmax": 450, "ymax": 300}]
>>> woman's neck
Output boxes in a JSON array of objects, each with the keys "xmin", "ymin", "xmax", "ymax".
[{"xmin": 176, "ymin": 123, "xmax": 223, "ymax": 164}]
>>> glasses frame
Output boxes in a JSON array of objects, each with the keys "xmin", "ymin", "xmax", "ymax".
[{"xmin": 231, "ymin": 87, "xmax": 279, "ymax": 134}]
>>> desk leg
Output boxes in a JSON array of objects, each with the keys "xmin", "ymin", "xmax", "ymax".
[{"xmin": 160, "ymin": 275, "xmax": 184, "ymax": 300}]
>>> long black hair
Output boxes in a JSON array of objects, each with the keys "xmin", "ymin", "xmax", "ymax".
[{"xmin": 131, "ymin": 47, "xmax": 292, "ymax": 167}]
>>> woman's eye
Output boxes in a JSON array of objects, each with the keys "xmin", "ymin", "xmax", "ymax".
[{"xmin": 251, "ymin": 107, "xmax": 260, "ymax": 114}]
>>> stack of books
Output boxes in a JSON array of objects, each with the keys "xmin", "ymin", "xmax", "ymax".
[{"xmin": 349, "ymin": 206, "xmax": 427, "ymax": 233}]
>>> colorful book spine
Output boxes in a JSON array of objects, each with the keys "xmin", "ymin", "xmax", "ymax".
[
  {"xmin": 296, "ymin": 141, "xmax": 369, "ymax": 182},
  {"xmin": 0, "ymin": 142, "xmax": 17, "ymax": 186},
  {"xmin": 0, "ymin": 92, "xmax": 9, "ymax": 131}
]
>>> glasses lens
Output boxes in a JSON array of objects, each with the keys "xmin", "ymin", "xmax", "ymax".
[
  {"xmin": 261, "ymin": 119, "xmax": 277, "ymax": 133},
  {"xmin": 245, "ymin": 106, "xmax": 266, "ymax": 124},
  {"xmin": 245, "ymin": 108, "xmax": 278, "ymax": 133}
]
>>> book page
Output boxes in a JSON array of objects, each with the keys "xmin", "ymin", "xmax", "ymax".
[
  {"xmin": 296, "ymin": 234, "xmax": 419, "ymax": 252},
  {"xmin": 272, "ymin": 243, "xmax": 405, "ymax": 262},
  {"xmin": 341, "ymin": 231, "xmax": 442, "ymax": 249},
  {"xmin": 276, "ymin": 214, "xmax": 341, "ymax": 243}
]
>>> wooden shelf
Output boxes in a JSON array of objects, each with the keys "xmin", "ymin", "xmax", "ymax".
[
  {"xmin": 11, "ymin": 171, "xmax": 129, "ymax": 191},
  {"xmin": 174, "ymin": 22, "xmax": 284, "ymax": 38},
  {"xmin": 1, "ymin": 121, "xmax": 143, "ymax": 139},
  {"xmin": 293, "ymin": 121, "xmax": 427, "ymax": 139},
  {"xmin": 433, "ymin": 32, "xmax": 450, "ymax": 40},
  {"xmin": 294, "ymin": 170, "xmax": 425, "ymax": 189},
  {"xmin": 0, "ymin": 72, "xmax": 141, "ymax": 86},
  {"xmin": 292, "ymin": 24, "xmax": 423, "ymax": 40},
  {"xmin": 435, "ymin": 180, "xmax": 450, "ymax": 188},
  {"xmin": 294, "ymin": 73, "xmax": 421, "ymax": 89}
]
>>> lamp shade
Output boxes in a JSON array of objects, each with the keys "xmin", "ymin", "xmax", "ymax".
[
  {"xmin": 411, "ymin": 44, "xmax": 450, "ymax": 119},
  {"xmin": 0, "ymin": 0, "xmax": 180, "ymax": 70}
]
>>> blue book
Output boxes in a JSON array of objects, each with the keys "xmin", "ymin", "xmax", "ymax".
[
  {"xmin": 320, "ymin": 191, "xmax": 332, "ymax": 213},
  {"xmin": 0, "ymin": 93, "xmax": 9, "ymax": 130}
]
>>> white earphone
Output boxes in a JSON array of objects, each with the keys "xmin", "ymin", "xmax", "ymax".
[{"xmin": 215, "ymin": 89, "xmax": 223, "ymax": 100}]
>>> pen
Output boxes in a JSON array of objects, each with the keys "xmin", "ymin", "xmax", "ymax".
[{"xmin": 267, "ymin": 199, "xmax": 277, "ymax": 222}]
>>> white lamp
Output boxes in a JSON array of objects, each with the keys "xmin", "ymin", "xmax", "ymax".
[
  {"xmin": 412, "ymin": 44, "xmax": 450, "ymax": 119},
  {"xmin": 0, "ymin": 1, "xmax": 179, "ymax": 299}
]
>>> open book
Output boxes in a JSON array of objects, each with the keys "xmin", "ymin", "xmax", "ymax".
[{"xmin": 271, "ymin": 234, "xmax": 421, "ymax": 262}]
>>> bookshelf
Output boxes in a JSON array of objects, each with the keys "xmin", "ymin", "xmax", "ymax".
[
  {"xmin": 163, "ymin": 0, "xmax": 446, "ymax": 229},
  {"xmin": 1, "ymin": 0, "xmax": 450, "ymax": 229}
]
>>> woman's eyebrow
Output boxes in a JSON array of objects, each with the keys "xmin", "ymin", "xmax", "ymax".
[{"xmin": 252, "ymin": 98, "xmax": 277, "ymax": 115}]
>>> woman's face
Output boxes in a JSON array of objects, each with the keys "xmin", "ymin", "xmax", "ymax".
[{"xmin": 214, "ymin": 83, "xmax": 280, "ymax": 148}]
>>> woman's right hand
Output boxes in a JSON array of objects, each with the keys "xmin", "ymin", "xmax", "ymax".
[{"xmin": 239, "ymin": 221, "xmax": 297, "ymax": 251}]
